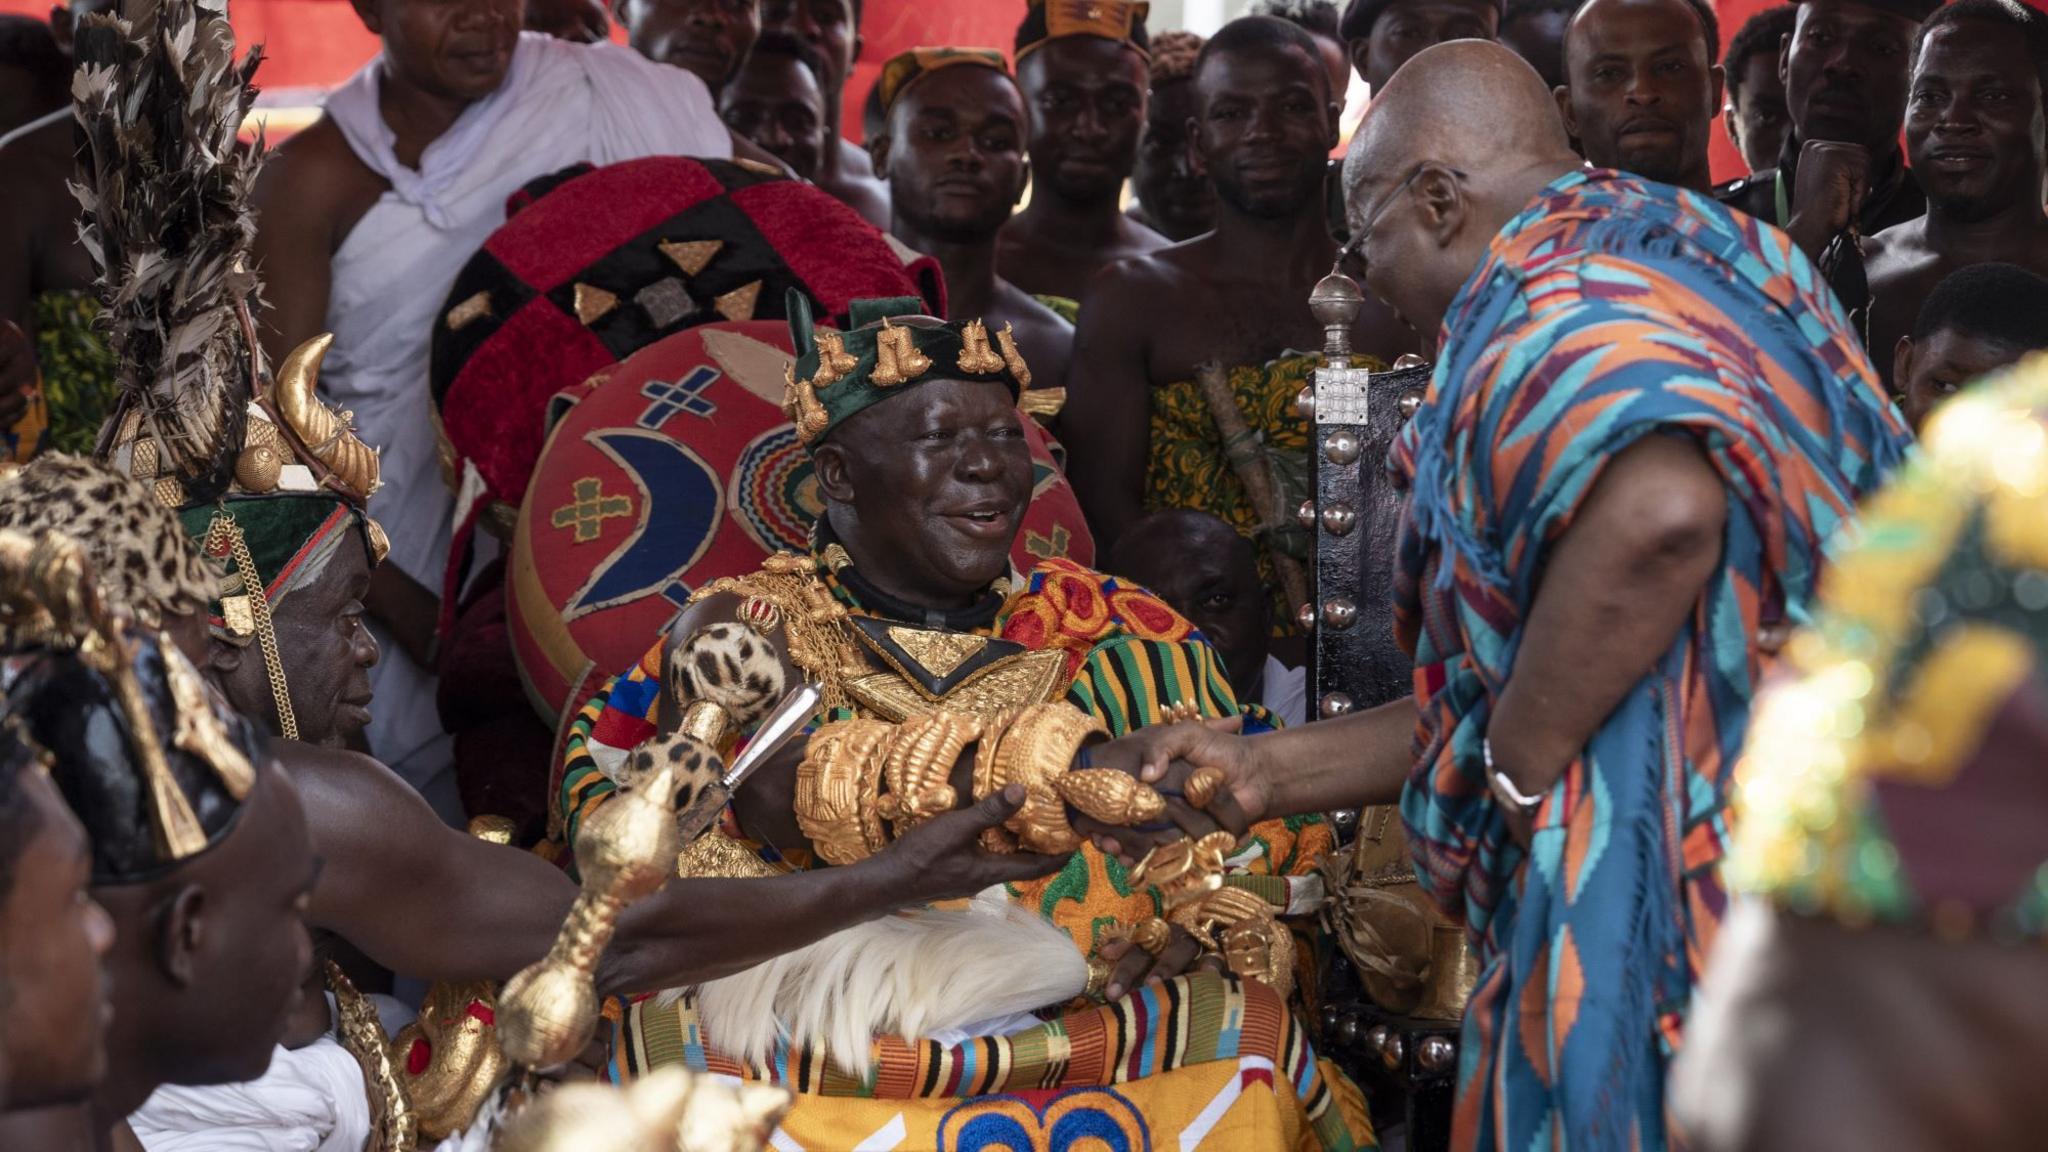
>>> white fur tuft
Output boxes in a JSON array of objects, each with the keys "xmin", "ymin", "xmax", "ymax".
[{"xmin": 674, "ymin": 892, "xmax": 1087, "ymax": 1078}]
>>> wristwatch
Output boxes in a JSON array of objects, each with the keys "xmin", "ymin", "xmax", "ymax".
[{"xmin": 1483, "ymin": 736, "xmax": 1545, "ymax": 816}]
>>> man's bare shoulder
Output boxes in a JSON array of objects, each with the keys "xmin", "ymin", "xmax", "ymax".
[
  {"xmin": 1863, "ymin": 216, "xmax": 1931, "ymax": 284},
  {"xmin": 1088, "ymin": 236, "xmax": 1211, "ymax": 296},
  {"xmin": 262, "ymin": 116, "xmax": 383, "ymax": 201}
]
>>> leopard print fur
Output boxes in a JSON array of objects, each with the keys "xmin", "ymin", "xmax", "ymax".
[
  {"xmin": 0, "ymin": 454, "xmax": 216, "ymax": 625},
  {"xmin": 669, "ymin": 622, "xmax": 787, "ymax": 731}
]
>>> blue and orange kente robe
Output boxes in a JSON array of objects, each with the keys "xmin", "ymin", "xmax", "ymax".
[{"xmin": 1389, "ymin": 169, "xmax": 1909, "ymax": 1150}]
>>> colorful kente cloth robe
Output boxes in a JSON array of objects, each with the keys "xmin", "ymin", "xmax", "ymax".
[
  {"xmin": 1388, "ymin": 169, "xmax": 1909, "ymax": 1150},
  {"xmin": 1145, "ymin": 354, "xmax": 1384, "ymax": 632},
  {"xmin": 557, "ymin": 554, "xmax": 1370, "ymax": 1150}
]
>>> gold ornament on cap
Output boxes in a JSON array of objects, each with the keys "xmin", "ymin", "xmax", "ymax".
[
  {"xmin": 811, "ymin": 330, "xmax": 859, "ymax": 388},
  {"xmin": 782, "ymin": 363, "xmax": 831, "ymax": 444},
  {"xmin": 956, "ymin": 320, "xmax": 1006, "ymax": 375},
  {"xmin": 272, "ymin": 333, "xmax": 382, "ymax": 502},
  {"xmin": 995, "ymin": 323, "xmax": 1033, "ymax": 390},
  {"xmin": 869, "ymin": 318, "xmax": 933, "ymax": 387}
]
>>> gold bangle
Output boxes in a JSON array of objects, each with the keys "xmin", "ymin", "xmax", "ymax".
[
  {"xmin": 1122, "ymin": 916, "xmax": 1172, "ymax": 956},
  {"xmin": 970, "ymin": 707, "xmax": 1023, "ymax": 854},
  {"xmin": 795, "ymin": 719, "xmax": 893, "ymax": 865},
  {"xmin": 1085, "ymin": 955, "xmax": 1114, "ymax": 999},
  {"xmin": 877, "ymin": 711, "xmax": 979, "ymax": 832},
  {"xmin": 988, "ymin": 704, "xmax": 1106, "ymax": 855},
  {"xmin": 1053, "ymin": 768, "xmax": 1165, "ymax": 826}
]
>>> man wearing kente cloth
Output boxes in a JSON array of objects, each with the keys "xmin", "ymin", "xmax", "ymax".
[
  {"xmin": 1088, "ymin": 41, "xmax": 1908, "ymax": 1152},
  {"xmin": 1067, "ymin": 16, "xmax": 1412, "ymax": 583},
  {"xmin": 558, "ymin": 292, "xmax": 1372, "ymax": 1151},
  {"xmin": 1674, "ymin": 355, "xmax": 2048, "ymax": 1152}
]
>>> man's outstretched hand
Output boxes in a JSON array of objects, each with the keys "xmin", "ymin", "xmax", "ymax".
[
  {"xmin": 1073, "ymin": 716, "xmax": 1271, "ymax": 864},
  {"xmin": 886, "ymin": 783, "xmax": 1071, "ymax": 901}
]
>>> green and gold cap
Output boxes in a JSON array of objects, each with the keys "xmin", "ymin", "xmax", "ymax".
[{"xmin": 781, "ymin": 290, "xmax": 1033, "ymax": 447}]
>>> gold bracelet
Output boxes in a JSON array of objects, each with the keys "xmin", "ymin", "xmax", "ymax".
[
  {"xmin": 877, "ymin": 711, "xmax": 979, "ymax": 832},
  {"xmin": 987, "ymin": 704, "xmax": 1107, "ymax": 854},
  {"xmin": 1169, "ymin": 887, "xmax": 1297, "ymax": 1001},
  {"xmin": 795, "ymin": 719, "xmax": 894, "ymax": 865},
  {"xmin": 1053, "ymin": 768, "xmax": 1165, "ymax": 826},
  {"xmin": 1121, "ymin": 916, "xmax": 1172, "ymax": 956},
  {"xmin": 969, "ymin": 707, "xmax": 1024, "ymax": 854}
]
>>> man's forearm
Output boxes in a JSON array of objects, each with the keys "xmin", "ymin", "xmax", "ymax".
[
  {"xmin": 600, "ymin": 855, "xmax": 927, "ymax": 996},
  {"xmin": 1252, "ymin": 697, "xmax": 1416, "ymax": 816}
]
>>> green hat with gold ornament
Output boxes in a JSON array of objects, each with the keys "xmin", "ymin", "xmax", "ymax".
[{"xmin": 781, "ymin": 289, "xmax": 1033, "ymax": 448}]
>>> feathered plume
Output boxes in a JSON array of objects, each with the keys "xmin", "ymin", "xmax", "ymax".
[{"xmin": 73, "ymin": 0, "xmax": 265, "ymax": 504}]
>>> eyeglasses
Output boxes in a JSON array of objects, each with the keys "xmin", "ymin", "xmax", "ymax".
[{"xmin": 1348, "ymin": 162, "xmax": 1464, "ymax": 260}]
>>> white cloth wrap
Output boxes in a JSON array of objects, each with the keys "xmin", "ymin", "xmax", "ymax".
[
  {"xmin": 316, "ymin": 33, "xmax": 731, "ymax": 791},
  {"xmin": 129, "ymin": 1037, "xmax": 371, "ymax": 1152}
]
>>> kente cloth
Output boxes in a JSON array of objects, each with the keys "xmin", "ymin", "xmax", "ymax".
[
  {"xmin": 609, "ymin": 973, "xmax": 1375, "ymax": 1152},
  {"xmin": 318, "ymin": 32, "xmax": 729, "ymax": 783},
  {"xmin": 128, "ymin": 1036, "xmax": 371, "ymax": 1152},
  {"xmin": 1727, "ymin": 356, "xmax": 2048, "ymax": 940},
  {"xmin": 1389, "ymin": 168, "xmax": 1909, "ymax": 1150},
  {"xmin": 555, "ymin": 557, "xmax": 1352, "ymax": 1147},
  {"xmin": 1145, "ymin": 353, "xmax": 1370, "ymax": 632}
]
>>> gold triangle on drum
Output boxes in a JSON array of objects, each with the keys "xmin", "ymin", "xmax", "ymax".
[
  {"xmin": 573, "ymin": 283, "xmax": 618, "ymax": 326},
  {"xmin": 659, "ymin": 239, "xmax": 723, "ymax": 277},
  {"xmin": 714, "ymin": 280, "xmax": 762, "ymax": 323}
]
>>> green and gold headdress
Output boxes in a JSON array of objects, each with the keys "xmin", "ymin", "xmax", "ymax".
[
  {"xmin": 75, "ymin": 0, "xmax": 384, "ymax": 742},
  {"xmin": 781, "ymin": 290, "xmax": 1032, "ymax": 446}
]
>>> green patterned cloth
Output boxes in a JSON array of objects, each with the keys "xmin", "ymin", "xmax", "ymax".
[{"xmin": 31, "ymin": 290, "xmax": 120, "ymax": 457}]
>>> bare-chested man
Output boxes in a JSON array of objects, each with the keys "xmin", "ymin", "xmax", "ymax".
[
  {"xmin": 871, "ymin": 49, "xmax": 1073, "ymax": 389},
  {"xmin": 1339, "ymin": 0, "xmax": 1501, "ymax": 92},
  {"xmin": 1127, "ymin": 31, "xmax": 1217, "ymax": 243},
  {"xmin": 250, "ymin": 0, "xmax": 744, "ymax": 803},
  {"xmin": 761, "ymin": 0, "xmax": 889, "ymax": 227},
  {"xmin": 996, "ymin": 0, "xmax": 1166, "ymax": 306},
  {"xmin": 721, "ymin": 30, "xmax": 828, "ymax": 181},
  {"xmin": 1864, "ymin": 0, "xmax": 2048, "ymax": 389},
  {"xmin": 1066, "ymin": 15, "xmax": 1413, "ymax": 558}
]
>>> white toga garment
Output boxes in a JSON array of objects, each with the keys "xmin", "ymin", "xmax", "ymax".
[
  {"xmin": 129, "ymin": 1037, "xmax": 371, "ymax": 1152},
  {"xmin": 318, "ymin": 34, "xmax": 731, "ymax": 801}
]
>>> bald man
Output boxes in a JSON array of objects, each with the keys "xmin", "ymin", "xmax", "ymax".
[
  {"xmin": 1555, "ymin": 0, "xmax": 1724, "ymax": 191},
  {"xmin": 1088, "ymin": 40, "xmax": 1907, "ymax": 1151}
]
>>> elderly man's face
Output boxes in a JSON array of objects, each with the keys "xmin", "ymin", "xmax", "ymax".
[
  {"xmin": 1016, "ymin": 37, "xmax": 1150, "ymax": 204},
  {"xmin": 1783, "ymin": 0, "xmax": 1917, "ymax": 156},
  {"xmin": 1196, "ymin": 40, "xmax": 1339, "ymax": 220},
  {"xmin": 354, "ymin": 0, "xmax": 522, "ymax": 103},
  {"xmin": 213, "ymin": 544, "xmax": 379, "ymax": 749},
  {"xmin": 1905, "ymin": 20, "xmax": 2047, "ymax": 222},
  {"xmin": 618, "ymin": 0, "xmax": 758, "ymax": 91},
  {"xmin": 721, "ymin": 51, "xmax": 827, "ymax": 180},
  {"xmin": 1355, "ymin": 0, "xmax": 1500, "ymax": 91},
  {"xmin": 815, "ymin": 377, "xmax": 1033, "ymax": 606},
  {"xmin": 1559, "ymin": 0, "xmax": 1722, "ymax": 188},
  {"xmin": 881, "ymin": 66, "xmax": 1029, "ymax": 243}
]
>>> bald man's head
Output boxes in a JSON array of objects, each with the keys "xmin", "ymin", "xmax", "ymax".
[{"xmin": 1343, "ymin": 39, "xmax": 1577, "ymax": 332}]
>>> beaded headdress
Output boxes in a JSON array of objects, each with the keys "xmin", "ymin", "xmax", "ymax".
[{"xmin": 781, "ymin": 290, "xmax": 1032, "ymax": 447}]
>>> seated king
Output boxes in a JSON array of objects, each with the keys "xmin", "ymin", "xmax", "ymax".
[{"xmin": 554, "ymin": 292, "xmax": 1374, "ymax": 1151}]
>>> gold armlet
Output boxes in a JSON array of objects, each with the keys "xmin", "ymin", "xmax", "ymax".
[
  {"xmin": 390, "ymin": 980, "xmax": 506, "ymax": 1141},
  {"xmin": 328, "ymin": 961, "xmax": 419, "ymax": 1152},
  {"xmin": 984, "ymin": 703, "xmax": 1108, "ymax": 855},
  {"xmin": 794, "ymin": 719, "xmax": 894, "ymax": 865},
  {"xmin": 1167, "ymin": 887, "xmax": 1296, "ymax": 1001},
  {"xmin": 875, "ymin": 711, "xmax": 980, "ymax": 831}
]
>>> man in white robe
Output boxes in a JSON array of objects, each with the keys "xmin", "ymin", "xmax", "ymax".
[{"xmin": 252, "ymin": 6, "xmax": 745, "ymax": 814}]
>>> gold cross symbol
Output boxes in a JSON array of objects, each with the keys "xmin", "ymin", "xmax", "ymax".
[{"xmin": 551, "ymin": 477, "xmax": 633, "ymax": 543}]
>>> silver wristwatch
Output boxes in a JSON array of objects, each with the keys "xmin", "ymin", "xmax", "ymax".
[{"xmin": 1483, "ymin": 736, "xmax": 1545, "ymax": 816}]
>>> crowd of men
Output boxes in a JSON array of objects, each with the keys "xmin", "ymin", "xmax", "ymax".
[{"xmin": 3, "ymin": 0, "xmax": 2048, "ymax": 1148}]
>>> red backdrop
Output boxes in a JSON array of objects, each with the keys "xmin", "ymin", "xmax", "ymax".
[{"xmin": 0, "ymin": 0, "xmax": 1819, "ymax": 187}]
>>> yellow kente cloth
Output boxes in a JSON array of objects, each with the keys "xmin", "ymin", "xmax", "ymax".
[
  {"xmin": 1144, "ymin": 353, "xmax": 1387, "ymax": 630},
  {"xmin": 608, "ymin": 973, "xmax": 1375, "ymax": 1151}
]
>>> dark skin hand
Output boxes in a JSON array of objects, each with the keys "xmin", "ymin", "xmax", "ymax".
[
  {"xmin": 1066, "ymin": 38, "xmax": 1415, "ymax": 547},
  {"xmin": 875, "ymin": 64, "xmax": 1073, "ymax": 389},
  {"xmin": 1863, "ymin": 18, "xmax": 2048, "ymax": 390}
]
